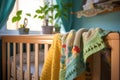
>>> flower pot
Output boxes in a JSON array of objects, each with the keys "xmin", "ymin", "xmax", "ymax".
[
  {"xmin": 18, "ymin": 28, "xmax": 29, "ymax": 34},
  {"xmin": 42, "ymin": 26, "xmax": 53, "ymax": 34},
  {"xmin": 55, "ymin": 27, "xmax": 61, "ymax": 33}
]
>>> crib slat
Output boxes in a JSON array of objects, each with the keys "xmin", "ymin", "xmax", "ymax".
[
  {"xmin": 93, "ymin": 53, "xmax": 101, "ymax": 80},
  {"xmin": 7, "ymin": 43, "xmax": 10, "ymax": 80},
  {"xmin": 20, "ymin": 43, "xmax": 23, "ymax": 80},
  {"xmin": 13, "ymin": 43, "xmax": 17, "ymax": 80},
  {"xmin": 27, "ymin": 43, "xmax": 31, "ymax": 80},
  {"xmin": 44, "ymin": 44, "xmax": 49, "ymax": 61},
  {"xmin": 35, "ymin": 44, "xmax": 39, "ymax": 80}
]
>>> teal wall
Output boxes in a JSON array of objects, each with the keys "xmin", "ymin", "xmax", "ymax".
[
  {"xmin": 73, "ymin": 11, "xmax": 120, "ymax": 32},
  {"xmin": 70, "ymin": 0, "xmax": 120, "ymax": 32}
]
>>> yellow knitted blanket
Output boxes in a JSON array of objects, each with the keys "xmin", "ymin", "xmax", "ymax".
[{"xmin": 40, "ymin": 34, "xmax": 62, "ymax": 80}]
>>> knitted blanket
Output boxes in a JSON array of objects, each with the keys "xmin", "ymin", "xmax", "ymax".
[
  {"xmin": 59, "ymin": 28, "xmax": 110, "ymax": 80},
  {"xmin": 40, "ymin": 34, "xmax": 62, "ymax": 80},
  {"xmin": 40, "ymin": 28, "xmax": 110, "ymax": 80}
]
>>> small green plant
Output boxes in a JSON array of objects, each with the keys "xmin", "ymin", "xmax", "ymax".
[
  {"xmin": 12, "ymin": 10, "xmax": 31, "ymax": 23},
  {"xmin": 54, "ymin": 23, "xmax": 59, "ymax": 28},
  {"xmin": 12, "ymin": 10, "xmax": 30, "ymax": 34},
  {"xmin": 33, "ymin": 1, "xmax": 73, "ymax": 26}
]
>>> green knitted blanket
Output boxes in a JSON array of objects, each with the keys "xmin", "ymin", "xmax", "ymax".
[{"xmin": 59, "ymin": 28, "xmax": 110, "ymax": 80}]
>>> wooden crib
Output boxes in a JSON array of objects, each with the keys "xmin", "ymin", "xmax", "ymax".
[
  {"xmin": 2, "ymin": 34, "xmax": 54, "ymax": 80},
  {"xmin": 2, "ymin": 33, "xmax": 120, "ymax": 80}
]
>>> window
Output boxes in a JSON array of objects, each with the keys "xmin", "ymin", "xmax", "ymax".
[{"xmin": 7, "ymin": 0, "xmax": 45, "ymax": 31}]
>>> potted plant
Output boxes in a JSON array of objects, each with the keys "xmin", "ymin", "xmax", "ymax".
[
  {"xmin": 12, "ymin": 10, "xmax": 31, "ymax": 34},
  {"xmin": 33, "ymin": 1, "xmax": 73, "ymax": 33},
  {"xmin": 52, "ymin": 1, "xmax": 73, "ymax": 33},
  {"xmin": 12, "ymin": 1, "xmax": 73, "ymax": 34},
  {"xmin": 54, "ymin": 23, "xmax": 61, "ymax": 33},
  {"xmin": 33, "ymin": 2, "xmax": 53, "ymax": 34}
]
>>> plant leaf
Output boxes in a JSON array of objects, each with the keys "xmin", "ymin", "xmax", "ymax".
[
  {"xmin": 45, "ymin": 9, "xmax": 49, "ymax": 15},
  {"xmin": 49, "ymin": 16, "xmax": 53, "ymax": 19},
  {"xmin": 26, "ymin": 13, "xmax": 31, "ymax": 17},
  {"xmin": 17, "ymin": 16, "xmax": 21, "ymax": 21},
  {"xmin": 36, "ymin": 9, "xmax": 42, "ymax": 14},
  {"xmin": 55, "ymin": 13, "xmax": 60, "ymax": 19},
  {"xmin": 49, "ymin": 20, "xmax": 53, "ymax": 24},
  {"xmin": 53, "ymin": 5, "xmax": 59, "ymax": 9},
  {"xmin": 12, "ymin": 16, "xmax": 17, "ymax": 23},
  {"xmin": 16, "ymin": 10, "xmax": 22, "ymax": 16},
  {"xmin": 38, "ymin": 15, "xmax": 44, "ymax": 19},
  {"xmin": 34, "ymin": 15, "xmax": 37, "ymax": 18},
  {"xmin": 12, "ymin": 16, "xmax": 21, "ymax": 23}
]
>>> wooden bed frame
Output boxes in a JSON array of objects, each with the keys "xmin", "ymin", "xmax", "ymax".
[{"xmin": 2, "ymin": 33, "xmax": 120, "ymax": 80}]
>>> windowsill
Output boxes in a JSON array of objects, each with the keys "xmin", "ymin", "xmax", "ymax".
[
  {"xmin": 0, "ymin": 30, "xmax": 43, "ymax": 39},
  {"xmin": 0, "ymin": 30, "xmax": 42, "ymax": 36}
]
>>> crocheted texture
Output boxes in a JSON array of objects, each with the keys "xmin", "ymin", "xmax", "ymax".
[
  {"xmin": 40, "ymin": 34, "xmax": 62, "ymax": 80},
  {"xmin": 75, "ymin": 56, "xmax": 93, "ymax": 80},
  {"xmin": 59, "ymin": 28, "xmax": 110, "ymax": 80},
  {"xmin": 40, "ymin": 28, "xmax": 110, "ymax": 80},
  {"xmin": 82, "ymin": 28, "xmax": 110, "ymax": 62},
  {"xmin": 59, "ymin": 32, "xmax": 69, "ymax": 80},
  {"xmin": 60, "ymin": 29, "xmax": 89, "ymax": 80}
]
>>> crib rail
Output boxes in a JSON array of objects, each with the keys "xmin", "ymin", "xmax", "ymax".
[{"xmin": 2, "ymin": 34, "xmax": 54, "ymax": 80}]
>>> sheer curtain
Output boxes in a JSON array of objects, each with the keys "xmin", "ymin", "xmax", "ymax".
[{"xmin": 0, "ymin": 0, "xmax": 15, "ymax": 29}]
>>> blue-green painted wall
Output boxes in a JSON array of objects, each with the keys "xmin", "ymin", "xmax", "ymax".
[
  {"xmin": 73, "ymin": 11, "xmax": 120, "ymax": 32},
  {"xmin": 70, "ymin": 0, "xmax": 120, "ymax": 32}
]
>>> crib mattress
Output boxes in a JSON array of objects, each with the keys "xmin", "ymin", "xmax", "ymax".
[
  {"xmin": 11, "ymin": 62, "xmax": 43, "ymax": 80},
  {"xmin": 10, "ymin": 50, "xmax": 44, "ymax": 80}
]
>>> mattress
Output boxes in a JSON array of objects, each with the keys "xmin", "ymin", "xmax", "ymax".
[
  {"xmin": 10, "ymin": 50, "xmax": 44, "ymax": 80},
  {"xmin": 11, "ymin": 62, "xmax": 43, "ymax": 80}
]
